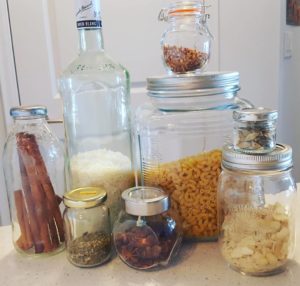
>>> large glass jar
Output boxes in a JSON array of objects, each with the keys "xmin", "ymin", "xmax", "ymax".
[
  {"xmin": 2, "ymin": 106, "xmax": 65, "ymax": 255},
  {"xmin": 159, "ymin": 1, "xmax": 213, "ymax": 74},
  {"xmin": 113, "ymin": 187, "xmax": 182, "ymax": 270},
  {"xmin": 59, "ymin": 0, "xmax": 135, "ymax": 223},
  {"xmin": 218, "ymin": 144, "xmax": 296, "ymax": 276},
  {"xmin": 134, "ymin": 72, "xmax": 253, "ymax": 241},
  {"xmin": 63, "ymin": 187, "xmax": 112, "ymax": 268}
]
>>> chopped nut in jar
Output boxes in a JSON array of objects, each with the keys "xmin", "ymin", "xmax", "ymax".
[
  {"xmin": 163, "ymin": 45, "xmax": 208, "ymax": 73},
  {"xmin": 220, "ymin": 203, "xmax": 290, "ymax": 274}
]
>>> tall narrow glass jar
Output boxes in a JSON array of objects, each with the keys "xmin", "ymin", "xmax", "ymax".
[
  {"xmin": 2, "ymin": 106, "xmax": 65, "ymax": 255},
  {"xmin": 59, "ymin": 0, "xmax": 135, "ymax": 223}
]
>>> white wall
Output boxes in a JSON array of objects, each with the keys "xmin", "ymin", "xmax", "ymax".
[
  {"xmin": 219, "ymin": 0, "xmax": 282, "ymax": 109},
  {"xmin": 278, "ymin": 0, "xmax": 300, "ymax": 181}
]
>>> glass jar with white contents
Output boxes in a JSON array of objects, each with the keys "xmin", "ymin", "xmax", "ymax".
[{"xmin": 218, "ymin": 144, "xmax": 296, "ymax": 276}]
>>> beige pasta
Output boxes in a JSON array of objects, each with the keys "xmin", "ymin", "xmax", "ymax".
[{"xmin": 145, "ymin": 149, "xmax": 222, "ymax": 239}]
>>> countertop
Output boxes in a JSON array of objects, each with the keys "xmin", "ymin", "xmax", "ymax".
[{"xmin": 0, "ymin": 187, "xmax": 299, "ymax": 286}]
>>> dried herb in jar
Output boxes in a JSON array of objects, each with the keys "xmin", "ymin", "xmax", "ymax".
[
  {"xmin": 67, "ymin": 231, "xmax": 111, "ymax": 267},
  {"xmin": 163, "ymin": 45, "xmax": 208, "ymax": 73},
  {"xmin": 114, "ymin": 220, "xmax": 179, "ymax": 269}
]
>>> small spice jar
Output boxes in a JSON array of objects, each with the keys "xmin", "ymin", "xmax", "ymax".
[
  {"xmin": 113, "ymin": 187, "xmax": 182, "ymax": 270},
  {"xmin": 233, "ymin": 108, "xmax": 278, "ymax": 154},
  {"xmin": 218, "ymin": 144, "xmax": 297, "ymax": 276},
  {"xmin": 63, "ymin": 187, "xmax": 112, "ymax": 268},
  {"xmin": 159, "ymin": 1, "xmax": 212, "ymax": 74}
]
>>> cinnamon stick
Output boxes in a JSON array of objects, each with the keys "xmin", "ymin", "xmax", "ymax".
[
  {"xmin": 18, "ymin": 133, "xmax": 65, "ymax": 243},
  {"xmin": 14, "ymin": 190, "xmax": 33, "ymax": 250},
  {"xmin": 17, "ymin": 149, "xmax": 44, "ymax": 253}
]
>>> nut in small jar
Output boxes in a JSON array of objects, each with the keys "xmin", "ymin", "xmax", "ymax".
[{"xmin": 163, "ymin": 45, "xmax": 209, "ymax": 73}]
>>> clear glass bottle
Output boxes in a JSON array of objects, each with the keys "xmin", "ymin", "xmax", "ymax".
[
  {"xmin": 233, "ymin": 108, "xmax": 278, "ymax": 154},
  {"xmin": 59, "ymin": 0, "xmax": 134, "ymax": 223},
  {"xmin": 218, "ymin": 144, "xmax": 296, "ymax": 276},
  {"xmin": 134, "ymin": 72, "xmax": 254, "ymax": 241},
  {"xmin": 113, "ymin": 187, "xmax": 182, "ymax": 270},
  {"xmin": 63, "ymin": 187, "xmax": 112, "ymax": 268},
  {"xmin": 159, "ymin": 1, "xmax": 213, "ymax": 74},
  {"xmin": 2, "ymin": 106, "xmax": 65, "ymax": 255}
]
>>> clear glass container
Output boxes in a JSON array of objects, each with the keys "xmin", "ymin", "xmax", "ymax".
[
  {"xmin": 218, "ymin": 144, "xmax": 296, "ymax": 276},
  {"xmin": 63, "ymin": 187, "xmax": 112, "ymax": 268},
  {"xmin": 159, "ymin": 1, "xmax": 213, "ymax": 74},
  {"xmin": 113, "ymin": 187, "xmax": 182, "ymax": 270},
  {"xmin": 233, "ymin": 108, "xmax": 278, "ymax": 154},
  {"xmin": 2, "ymin": 106, "xmax": 65, "ymax": 255},
  {"xmin": 134, "ymin": 72, "xmax": 253, "ymax": 241},
  {"xmin": 59, "ymin": 0, "xmax": 135, "ymax": 223}
]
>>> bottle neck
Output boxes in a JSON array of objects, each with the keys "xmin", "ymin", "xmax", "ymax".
[
  {"xmin": 79, "ymin": 28, "xmax": 104, "ymax": 53},
  {"xmin": 169, "ymin": 14, "xmax": 204, "ymax": 27}
]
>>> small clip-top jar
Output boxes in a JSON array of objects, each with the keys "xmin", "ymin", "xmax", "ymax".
[
  {"xmin": 159, "ymin": 1, "xmax": 212, "ymax": 74},
  {"xmin": 113, "ymin": 187, "xmax": 182, "ymax": 270},
  {"xmin": 233, "ymin": 108, "xmax": 278, "ymax": 154},
  {"xmin": 63, "ymin": 187, "xmax": 112, "ymax": 268},
  {"xmin": 2, "ymin": 106, "xmax": 65, "ymax": 256},
  {"xmin": 218, "ymin": 144, "xmax": 296, "ymax": 276}
]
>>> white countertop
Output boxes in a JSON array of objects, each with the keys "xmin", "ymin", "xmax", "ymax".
[{"xmin": 0, "ymin": 188, "xmax": 299, "ymax": 286}]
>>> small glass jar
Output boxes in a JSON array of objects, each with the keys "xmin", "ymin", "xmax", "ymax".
[
  {"xmin": 2, "ymin": 106, "xmax": 65, "ymax": 255},
  {"xmin": 159, "ymin": 1, "xmax": 213, "ymax": 74},
  {"xmin": 134, "ymin": 72, "xmax": 253, "ymax": 241},
  {"xmin": 63, "ymin": 187, "xmax": 111, "ymax": 267},
  {"xmin": 63, "ymin": 187, "xmax": 112, "ymax": 268},
  {"xmin": 233, "ymin": 108, "xmax": 278, "ymax": 154},
  {"xmin": 218, "ymin": 144, "xmax": 296, "ymax": 276},
  {"xmin": 113, "ymin": 187, "xmax": 182, "ymax": 270}
]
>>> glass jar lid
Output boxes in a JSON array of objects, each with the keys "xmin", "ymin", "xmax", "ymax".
[
  {"xmin": 158, "ymin": 1, "xmax": 205, "ymax": 21},
  {"xmin": 121, "ymin": 187, "xmax": 169, "ymax": 216},
  {"xmin": 233, "ymin": 107, "xmax": 278, "ymax": 122},
  {"xmin": 10, "ymin": 105, "xmax": 47, "ymax": 119},
  {"xmin": 63, "ymin": 187, "xmax": 107, "ymax": 209},
  {"xmin": 222, "ymin": 144, "xmax": 293, "ymax": 172}
]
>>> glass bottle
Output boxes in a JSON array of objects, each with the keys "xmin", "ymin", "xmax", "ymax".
[
  {"xmin": 2, "ymin": 106, "xmax": 65, "ymax": 255},
  {"xmin": 63, "ymin": 187, "xmax": 112, "ymax": 268},
  {"xmin": 59, "ymin": 0, "xmax": 135, "ymax": 223},
  {"xmin": 218, "ymin": 144, "xmax": 296, "ymax": 276},
  {"xmin": 159, "ymin": 1, "xmax": 213, "ymax": 74},
  {"xmin": 113, "ymin": 187, "xmax": 182, "ymax": 270},
  {"xmin": 134, "ymin": 72, "xmax": 254, "ymax": 241}
]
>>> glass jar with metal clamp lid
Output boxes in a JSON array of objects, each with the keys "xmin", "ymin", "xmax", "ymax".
[
  {"xmin": 113, "ymin": 187, "xmax": 182, "ymax": 270},
  {"xmin": 218, "ymin": 144, "xmax": 297, "ymax": 276},
  {"xmin": 159, "ymin": 0, "xmax": 213, "ymax": 74},
  {"xmin": 63, "ymin": 187, "xmax": 112, "ymax": 267}
]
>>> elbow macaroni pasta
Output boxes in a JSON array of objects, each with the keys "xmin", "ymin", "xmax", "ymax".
[{"xmin": 145, "ymin": 149, "xmax": 222, "ymax": 239}]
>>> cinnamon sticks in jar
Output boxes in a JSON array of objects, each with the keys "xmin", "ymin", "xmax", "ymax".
[{"xmin": 14, "ymin": 132, "xmax": 64, "ymax": 254}]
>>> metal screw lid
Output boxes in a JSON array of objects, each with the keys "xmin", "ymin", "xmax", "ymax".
[
  {"xmin": 10, "ymin": 106, "xmax": 47, "ymax": 119},
  {"xmin": 147, "ymin": 72, "xmax": 240, "ymax": 97},
  {"xmin": 222, "ymin": 144, "xmax": 293, "ymax": 172},
  {"xmin": 121, "ymin": 187, "xmax": 170, "ymax": 216},
  {"xmin": 233, "ymin": 107, "xmax": 278, "ymax": 122},
  {"xmin": 63, "ymin": 187, "xmax": 107, "ymax": 209}
]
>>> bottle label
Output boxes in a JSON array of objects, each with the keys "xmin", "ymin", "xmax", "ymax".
[{"xmin": 76, "ymin": 0, "xmax": 102, "ymax": 29}]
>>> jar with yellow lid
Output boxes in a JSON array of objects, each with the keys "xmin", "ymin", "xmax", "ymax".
[{"xmin": 63, "ymin": 187, "xmax": 112, "ymax": 267}]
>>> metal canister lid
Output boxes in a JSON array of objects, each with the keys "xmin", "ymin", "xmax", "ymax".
[
  {"xmin": 222, "ymin": 144, "xmax": 293, "ymax": 171},
  {"xmin": 233, "ymin": 107, "xmax": 278, "ymax": 122},
  {"xmin": 147, "ymin": 72, "xmax": 240, "ymax": 97},
  {"xmin": 63, "ymin": 187, "xmax": 107, "ymax": 209},
  {"xmin": 10, "ymin": 106, "xmax": 47, "ymax": 119},
  {"xmin": 121, "ymin": 187, "xmax": 169, "ymax": 216}
]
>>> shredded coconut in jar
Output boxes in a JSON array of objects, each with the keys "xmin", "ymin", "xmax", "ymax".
[
  {"xmin": 220, "ymin": 203, "xmax": 290, "ymax": 274},
  {"xmin": 70, "ymin": 149, "xmax": 135, "ymax": 221}
]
